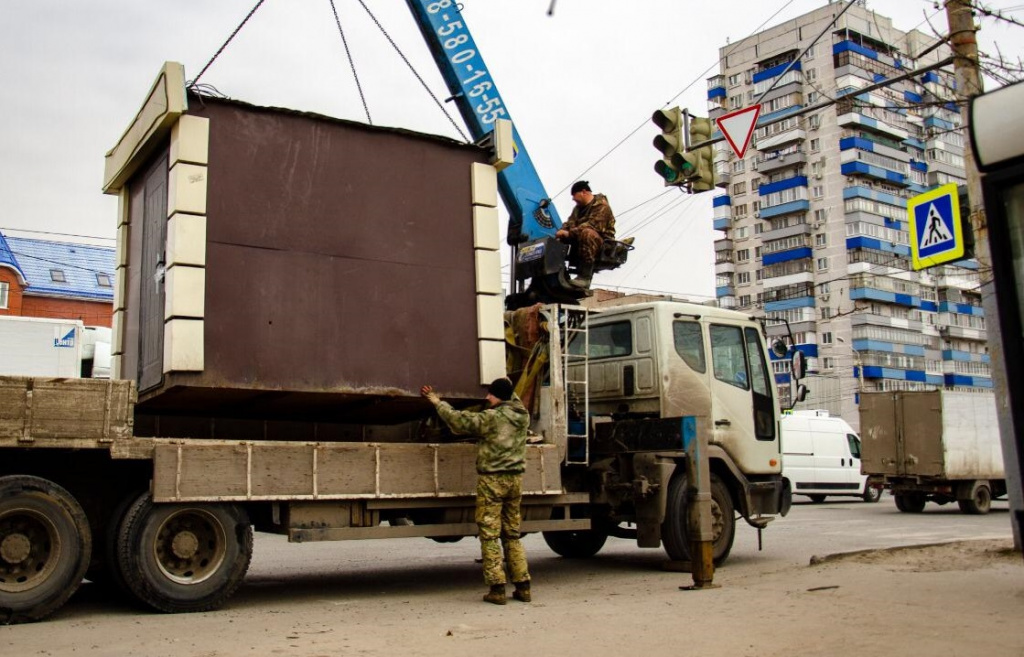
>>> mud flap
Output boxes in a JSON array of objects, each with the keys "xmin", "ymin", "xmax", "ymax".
[{"xmin": 632, "ymin": 454, "xmax": 676, "ymax": 548}]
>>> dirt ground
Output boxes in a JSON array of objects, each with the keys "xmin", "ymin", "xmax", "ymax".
[{"xmin": 3, "ymin": 538, "xmax": 1022, "ymax": 656}]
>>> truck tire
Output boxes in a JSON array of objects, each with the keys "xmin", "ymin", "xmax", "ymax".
[
  {"xmin": 117, "ymin": 493, "xmax": 252, "ymax": 614},
  {"xmin": 958, "ymin": 484, "xmax": 992, "ymax": 515},
  {"xmin": 542, "ymin": 530, "xmax": 608, "ymax": 558},
  {"xmin": 0, "ymin": 475, "xmax": 92, "ymax": 624},
  {"xmin": 862, "ymin": 485, "xmax": 882, "ymax": 504},
  {"xmin": 661, "ymin": 473, "xmax": 735, "ymax": 566},
  {"xmin": 87, "ymin": 488, "xmax": 145, "ymax": 597},
  {"xmin": 894, "ymin": 493, "xmax": 926, "ymax": 513}
]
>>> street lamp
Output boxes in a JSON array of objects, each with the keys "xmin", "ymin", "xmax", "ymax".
[{"xmin": 837, "ymin": 336, "xmax": 864, "ymax": 395}]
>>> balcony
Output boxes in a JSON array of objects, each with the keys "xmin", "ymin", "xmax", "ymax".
[
  {"xmin": 714, "ymin": 238, "xmax": 734, "ymax": 252},
  {"xmin": 756, "ymin": 149, "xmax": 807, "ymax": 174}
]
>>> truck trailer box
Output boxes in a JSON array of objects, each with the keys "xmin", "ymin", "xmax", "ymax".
[
  {"xmin": 102, "ymin": 63, "xmax": 508, "ymax": 426},
  {"xmin": 0, "ymin": 316, "xmax": 84, "ymax": 378},
  {"xmin": 859, "ymin": 390, "xmax": 1004, "ymax": 480}
]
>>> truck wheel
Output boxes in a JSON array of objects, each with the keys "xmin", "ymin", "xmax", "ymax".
[
  {"xmin": 661, "ymin": 473, "xmax": 735, "ymax": 566},
  {"xmin": 862, "ymin": 486, "xmax": 882, "ymax": 504},
  {"xmin": 958, "ymin": 484, "xmax": 992, "ymax": 515},
  {"xmin": 87, "ymin": 488, "xmax": 145, "ymax": 597},
  {"xmin": 894, "ymin": 493, "xmax": 926, "ymax": 513},
  {"xmin": 118, "ymin": 494, "xmax": 252, "ymax": 613},
  {"xmin": 542, "ymin": 530, "xmax": 608, "ymax": 558},
  {"xmin": 808, "ymin": 494, "xmax": 827, "ymax": 504},
  {"xmin": 0, "ymin": 475, "xmax": 92, "ymax": 624}
]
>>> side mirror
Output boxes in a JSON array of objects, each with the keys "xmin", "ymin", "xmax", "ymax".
[
  {"xmin": 770, "ymin": 339, "xmax": 788, "ymax": 359},
  {"xmin": 791, "ymin": 349, "xmax": 807, "ymax": 381},
  {"xmin": 794, "ymin": 383, "xmax": 808, "ymax": 403}
]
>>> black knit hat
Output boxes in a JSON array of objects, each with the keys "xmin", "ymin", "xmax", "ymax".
[
  {"xmin": 488, "ymin": 377, "xmax": 514, "ymax": 401},
  {"xmin": 570, "ymin": 180, "xmax": 591, "ymax": 194}
]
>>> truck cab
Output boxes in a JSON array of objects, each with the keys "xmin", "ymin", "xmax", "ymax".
[{"xmin": 536, "ymin": 301, "xmax": 788, "ymax": 564}]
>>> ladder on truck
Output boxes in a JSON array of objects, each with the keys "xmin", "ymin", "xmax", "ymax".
[{"xmin": 560, "ymin": 306, "xmax": 590, "ymax": 465}]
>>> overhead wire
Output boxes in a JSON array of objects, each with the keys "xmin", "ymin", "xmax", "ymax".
[{"xmin": 329, "ymin": 0, "xmax": 372, "ymax": 124}]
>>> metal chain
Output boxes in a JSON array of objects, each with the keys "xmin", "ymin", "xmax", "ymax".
[
  {"xmin": 188, "ymin": 0, "xmax": 268, "ymax": 88},
  {"xmin": 329, "ymin": 0, "xmax": 372, "ymax": 124},
  {"xmin": 353, "ymin": 0, "xmax": 469, "ymax": 142}
]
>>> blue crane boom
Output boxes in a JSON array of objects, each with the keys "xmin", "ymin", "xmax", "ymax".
[{"xmin": 404, "ymin": 0, "xmax": 560, "ymax": 245}]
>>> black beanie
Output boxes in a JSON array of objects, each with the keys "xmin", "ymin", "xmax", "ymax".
[
  {"xmin": 570, "ymin": 180, "xmax": 591, "ymax": 194},
  {"xmin": 488, "ymin": 378, "xmax": 514, "ymax": 401}
]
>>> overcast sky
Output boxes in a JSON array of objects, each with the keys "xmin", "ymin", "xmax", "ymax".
[{"xmin": 2, "ymin": 1, "xmax": 1022, "ymax": 300}]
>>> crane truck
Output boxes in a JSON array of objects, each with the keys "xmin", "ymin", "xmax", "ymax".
[{"xmin": 0, "ymin": 3, "xmax": 792, "ymax": 623}]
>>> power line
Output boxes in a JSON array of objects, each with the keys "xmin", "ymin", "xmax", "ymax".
[{"xmin": 0, "ymin": 227, "xmax": 115, "ymax": 242}]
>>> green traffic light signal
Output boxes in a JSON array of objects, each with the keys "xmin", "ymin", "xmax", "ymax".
[{"xmin": 652, "ymin": 107, "xmax": 685, "ymax": 186}]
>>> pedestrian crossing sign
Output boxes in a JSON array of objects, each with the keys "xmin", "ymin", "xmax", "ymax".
[{"xmin": 907, "ymin": 183, "xmax": 965, "ymax": 270}]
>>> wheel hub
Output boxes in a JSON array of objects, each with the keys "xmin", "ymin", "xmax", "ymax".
[
  {"xmin": 1, "ymin": 532, "xmax": 31, "ymax": 564},
  {"xmin": 171, "ymin": 531, "xmax": 199, "ymax": 559}
]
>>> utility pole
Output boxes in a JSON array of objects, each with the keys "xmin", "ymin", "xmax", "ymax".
[{"xmin": 945, "ymin": 0, "xmax": 1022, "ymax": 550}]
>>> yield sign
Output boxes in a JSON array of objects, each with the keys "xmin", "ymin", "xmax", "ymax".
[{"xmin": 715, "ymin": 104, "xmax": 761, "ymax": 159}]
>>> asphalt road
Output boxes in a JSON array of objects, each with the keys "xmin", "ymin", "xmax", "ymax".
[{"xmin": 5, "ymin": 493, "xmax": 1018, "ymax": 657}]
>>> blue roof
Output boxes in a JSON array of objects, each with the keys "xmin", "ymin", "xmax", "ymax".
[
  {"xmin": 2, "ymin": 233, "xmax": 115, "ymax": 301},
  {"xmin": 0, "ymin": 232, "xmax": 27, "ymax": 282}
]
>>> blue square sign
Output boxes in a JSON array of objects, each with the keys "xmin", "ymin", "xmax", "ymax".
[{"xmin": 907, "ymin": 183, "xmax": 964, "ymax": 270}]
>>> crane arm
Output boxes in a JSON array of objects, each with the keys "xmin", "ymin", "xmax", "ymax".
[{"xmin": 404, "ymin": 0, "xmax": 560, "ymax": 244}]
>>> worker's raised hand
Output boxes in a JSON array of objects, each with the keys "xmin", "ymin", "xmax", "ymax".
[{"xmin": 420, "ymin": 385, "xmax": 441, "ymax": 406}]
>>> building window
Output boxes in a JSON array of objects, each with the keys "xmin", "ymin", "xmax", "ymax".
[
  {"xmin": 822, "ymin": 356, "xmax": 834, "ymax": 370},
  {"xmin": 96, "ymin": 272, "xmax": 112, "ymax": 287},
  {"xmin": 755, "ymin": 246, "xmax": 763, "ymax": 259},
  {"xmin": 737, "ymin": 271, "xmax": 751, "ymax": 285},
  {"xmin": 732, "ymin": 160, "xmax": 745, "ymax": 174},
  {"xmin": 734, "ymin": 204, "xmax": 748, "ymax": 217},
  {"xmin": 808, "ymin": 114, "xmax": 821, "ymax": 130},
  {"xmin": 732, "ymin": 182, "xmax": 747, "ymax": 196},
  {"xmin": 820, "ymin": 307, "xmax": 833, "ymax": 320},
  {"xmin": 821, "ymin": 331, "xmax": 833, "ymax": 344},
  {"xmin": 737, "ymin": 249, "xmax": 750, "ymax": 262},
  {"xmin": 754, "ymin": 223, "xmax": 764, "ymax": 234},
  {"xmin": 728, "ymin": 73, "xmax": 742, "ymax": 87},
  {"xmin": 729, "ymin": 94, "xmax": 743, "ymax": 109},
  {"xmin": 805, "ymin": 68, "xmax": 818, "ymax": 82},
  {"xmin": 50, "ymin": 269, "xmax": 66, "ymax": 283},
  {"xmin": 815, "ymin": 233, "xmax": 828, "ymax": 247},
  {"xmin": 807, "ymin": 91, "xmax": 819, "ymax": 104},
  {"xmin": 813, "ymin": 208, "xmax": 827, "ymax": 224},
  {"xmin": 810, "ymin": 138, "xmax": 820, "ymax": 152},
  {"xmin": 735, "ymin": 226, "xmax": 749, "ymax": 239},
  {"xmin": 806, "ymin": 45, "xmax": 815, "ymax": 60},
  {"xmin": 812, "ymin": 185, "xmax": 824, "ymax": 198},
  {"xmin": 816, "ymin": 256, "xmax": 829, "ymax": 271},
  {"xmin": 0, "ymin": 282, "xmax": 8, "ymax": 309}
]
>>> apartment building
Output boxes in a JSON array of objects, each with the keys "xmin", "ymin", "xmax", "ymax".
[{"xmin": 706, "ymin": 0, "xmax": 988, "ymax": 428}]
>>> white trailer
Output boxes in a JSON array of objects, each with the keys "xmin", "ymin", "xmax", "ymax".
[{"xmin": 0, "ymin": 316, "xmax": 83, "ymax": 378}]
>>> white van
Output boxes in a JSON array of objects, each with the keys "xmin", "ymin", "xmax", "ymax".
[{"xmin": 782, "ymin": 410, "xmax": 881, "ymax": 503}]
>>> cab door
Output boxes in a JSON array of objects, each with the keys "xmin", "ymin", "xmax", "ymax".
[{"xmin": 707, "ymin": 323, "xmax": 779, "ymax": 474}]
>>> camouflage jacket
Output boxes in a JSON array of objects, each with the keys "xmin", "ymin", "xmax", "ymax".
[
  {"xmin": 435, "ymin": 396, "xmax": 530, "ymax": 474},
  {"xmin": 564, "ymin": 193, "xmax": 616, "ymax": 239}
]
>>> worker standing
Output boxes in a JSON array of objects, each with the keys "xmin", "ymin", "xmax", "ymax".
[
  {"xmin": 556, "ymin": 180, "xmax": 616, "ymax": 288},
  {"xmin": 420, "ymin": 378, "xmax": 532, "ymax": 605}
]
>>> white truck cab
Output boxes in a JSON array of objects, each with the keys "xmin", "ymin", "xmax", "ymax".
[{"xmin": 781, "ymin": 410, "xmax": 881, "ymax": 503}]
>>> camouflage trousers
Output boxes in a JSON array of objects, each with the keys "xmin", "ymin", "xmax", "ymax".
[
  {"xmin": 476, "ymin": 473, "xmax": 530, "ymax": 586},
  {"xmin": 566, "ymin": 226, "xmax": 604, "ymax": 266}
]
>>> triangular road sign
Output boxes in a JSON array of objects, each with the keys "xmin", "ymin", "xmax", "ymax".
[
  {"xmin": 919, "ymin": 202, "xmax": 954, "ymax": 248},
  {"xmin": 716, "ymin": 104, "xmax": 761, "ymax": 159}
]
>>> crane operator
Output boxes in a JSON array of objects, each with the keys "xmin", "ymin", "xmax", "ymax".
[{"xmin": 555, "ymin": 180, "xmax": 616, "ymax": 288}]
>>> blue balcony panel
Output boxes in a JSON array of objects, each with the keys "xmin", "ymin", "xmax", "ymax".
[
  {"xmin": 842, "ymin": 185, "xmax": 906, "ymax": 207},
  {"xmin": 708, "ymin": 86, "xmax": 726, "ymax": 100},
  {"xmin": 759, "ymin": 176, "xmax": 808, "ymax": 196},
  {"xmin": 752, "ymin": 61, "xmax": 802, "ymax": 84},
  {"xmin": 841, "ymin": 161, "xmax": 907, "ymax": 186},
  {"xmin": 713, "ymin": 217, "xmax": 731, "ymax": 231},
  {"xmin": 762, "ymin": 246, "xmax": 812, "ymax": 266},
  {"xmin": 764, "ymin": 297, "xmax": 815, "ymax": 312},
  {"xmin": 846, "ymin": 236, "xmax": 911, "ymax": 256},
  {"xmin": 850, "ymin": 287, "xmax": 921, "ymax": 307},
  {"xmin": 759, "ymin": 199, "xmax": 810, "ymax": 219},
  {"xmin": 833, "ymin": 41, "xmax": 879, "ymax": 60},
  {"xmin": 944, "ymin": 374, "xmax": 993, "ymax": 388},
  {"xmin": 713, "ymin": 195, "xmax": 731, "ymax": 207}
]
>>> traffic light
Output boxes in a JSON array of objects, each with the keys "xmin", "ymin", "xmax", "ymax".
[
  {"xmin": 651, "ymin": 107, "xmax": 687, "ymax": 186},
  {"xmin": 687, "ymin": 116, "xmax": 716, "ymax": 192}
]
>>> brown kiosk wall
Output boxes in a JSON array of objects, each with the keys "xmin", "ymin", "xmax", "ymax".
[{"xmin": 103, "ymin": 63, "xmax": 508, "ymax": 433}]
